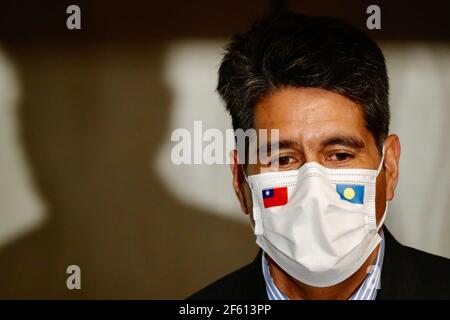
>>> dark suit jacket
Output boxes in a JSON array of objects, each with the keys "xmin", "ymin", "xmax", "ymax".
[{"xmin": 189, "ymin": 228, "xmax": 450, "ymax": 299}]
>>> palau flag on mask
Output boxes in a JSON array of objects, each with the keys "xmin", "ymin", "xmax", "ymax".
[{"xmin": 336, "ymin": 184, "xmax": 365, "ymax": 204}]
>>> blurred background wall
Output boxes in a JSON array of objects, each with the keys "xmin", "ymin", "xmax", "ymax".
[{"xmin": 0, "ymin": 0, "xmax": 448, "ymax": 299}]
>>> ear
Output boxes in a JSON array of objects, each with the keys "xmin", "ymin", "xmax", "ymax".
[
  {"xmin": 383, "ymin": 134, "xmax": 401, "ymax": 201},
  {"xmin": 230, "ymin": 149, "xmax": 250, "ymax": 214}
]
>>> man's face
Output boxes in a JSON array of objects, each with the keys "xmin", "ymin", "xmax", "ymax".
[{"xmin": 231, "ymin": 86, "xmax": 400, "ymax": 226}]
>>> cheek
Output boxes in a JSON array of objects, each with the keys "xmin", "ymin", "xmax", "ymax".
[
  {"xmin": 375, "ymin": 171, "xmax": 387, "ymax": 222},
  {"xmin": 243, "ymin": 184, "xmax": 254, "ymax": 213},
  {"xmin": 243, "ymin": 185, "xmax": 256, "ymax": 228}
]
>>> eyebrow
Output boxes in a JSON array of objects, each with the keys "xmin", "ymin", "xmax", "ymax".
[
  {"xmin": 256, "ymin": 135, "xmax": 365, "ymax": 154},
  {"xmin": 320, "ymin": 135, "xmax": 365, "ymax": 149},
  {"xmin": 256, "ymin": 140, "xmax": 302, "ymax": 155}
]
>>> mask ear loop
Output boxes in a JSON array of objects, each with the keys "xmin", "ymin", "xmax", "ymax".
[
  {"xmin": 242, "ymin": 165, "xmax": 263, "ymax": 236},
  {"xmin": 376, "ymin": 145, "xmax": 386, "ymax": 176},
  {"xmin": 375, "ymin": 144, "xmax": 388, "ymax": 231},
  {"xmin": 377, "ymin": 202, "xmax": 388, "ymax": 231}
]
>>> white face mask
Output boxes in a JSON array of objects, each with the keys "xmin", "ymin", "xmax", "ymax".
[{"xmin": 245, "ymin": 149, "xmax": 387, "ymax": 288}]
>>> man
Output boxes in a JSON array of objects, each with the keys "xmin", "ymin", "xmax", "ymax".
[{"xmin": 189, "ymin": 13, "xmax": 450, "ymax": 299}]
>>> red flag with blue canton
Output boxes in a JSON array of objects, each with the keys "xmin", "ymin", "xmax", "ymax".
[{"xmin": 262, "ymin": 187, "xmax": 288, "ymax": 208}]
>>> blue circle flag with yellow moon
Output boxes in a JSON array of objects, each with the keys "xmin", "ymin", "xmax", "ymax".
[{"xmin": 336, "ymin": 184, "xmax": 365, "ymax": 204}]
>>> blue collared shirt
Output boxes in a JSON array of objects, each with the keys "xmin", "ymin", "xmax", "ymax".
[{"xmin": 262, "ymin": 232, "xmax": 385, "ymax": 300}]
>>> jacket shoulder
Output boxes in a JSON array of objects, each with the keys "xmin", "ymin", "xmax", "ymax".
[
  {"xmin": 382, "ymin": 229, "xmax": 450, "ymax": 299},
  {"xmin": 187, "ymin": 253, "xmax": 267, "ymax": 300},
  {"xmin": 401, "ymin": 243, "xmax": 450, "ymax": 292}
]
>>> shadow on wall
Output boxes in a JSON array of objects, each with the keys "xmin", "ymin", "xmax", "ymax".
[{"xmin": 0, "ymin": 43, "xmax": 256, "ymax": 299}]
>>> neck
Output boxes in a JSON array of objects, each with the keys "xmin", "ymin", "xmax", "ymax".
[{"xmin": 268, "ymin": 244, "xmax": 380, "ymax": 300}]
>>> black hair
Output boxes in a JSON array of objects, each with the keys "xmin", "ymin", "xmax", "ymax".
[{"xmin": 217, "ymin": 13, "xmax": 389, "ymax": 152}]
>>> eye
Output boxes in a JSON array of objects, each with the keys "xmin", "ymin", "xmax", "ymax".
[
  {"xmin": 328, "ymin": 152, "xmax": 355, "ymax": 162},
  {"xmin": 269, "ymin": 155, "xmax": 297, "ymax": 167}
]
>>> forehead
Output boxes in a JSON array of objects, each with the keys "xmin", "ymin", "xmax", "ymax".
[{"xmin": 253, "ymin": 87, "xmax": 371, "ymax": 146}]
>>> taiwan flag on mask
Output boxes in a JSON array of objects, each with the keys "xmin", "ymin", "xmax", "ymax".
[{"xmin": 262, "ymin": 187, "xmax": 288, "ymax": 208}]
